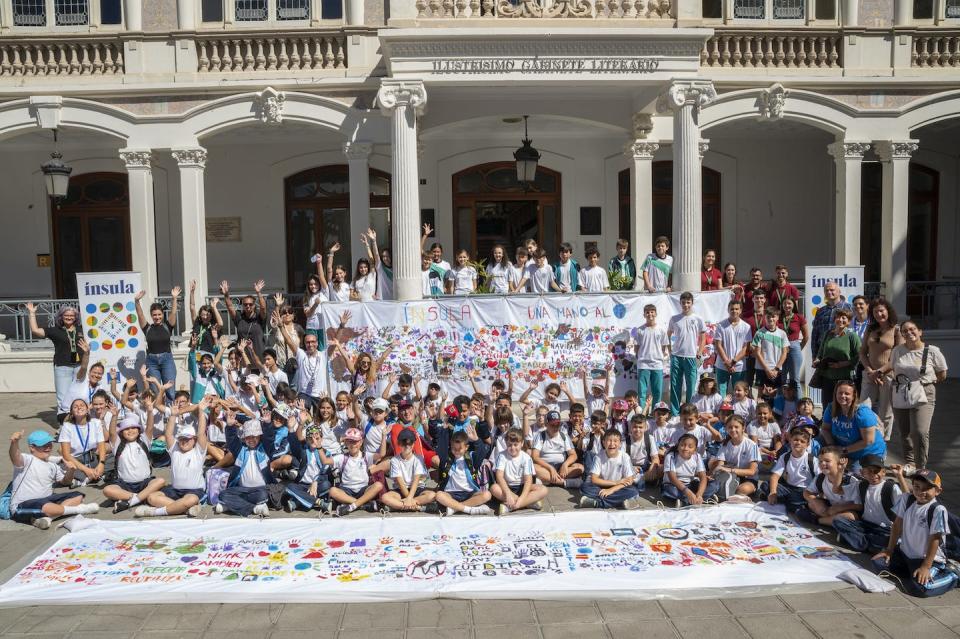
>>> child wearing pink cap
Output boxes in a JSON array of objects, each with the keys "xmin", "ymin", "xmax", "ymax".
[{"xmin": 328, "ymin": 427, "xmax": 384, "ymax": 516}]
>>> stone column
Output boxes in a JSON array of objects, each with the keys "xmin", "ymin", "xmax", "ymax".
[
  {"xmin": 120, "ymin": 149, "xmax": 158, "ymax": 299},
  {"xmin": 827, "ymin": 141, "xmax": 870, "ymax": 266},
  {"xmin": 344, "ymin": 141, "xmax": 373, "ymax": 269},
  {"xmin": 377, "ymin": 80, "xmax": 427, "ymax": 302},
  {"xmin": 876, "ymin": 140, "xmax": 918, "ymax": 316},
  {"xmin": 123, "ymin": 0, "xmax": 142, "ymax": 30},
  {"xmin": 625, "ymin": 139, "xmax": 659, "ymax": 290},
  {"xmin": 172, "ymin": 147, "xmax": 208, "ymax": 332},
  {"xmin": 666, "ymin": 80, "xmax": 715, "ymax": 293},
  {"xmin": 176, "ymin": 0, "xmax": 196, "ymax": 29}
]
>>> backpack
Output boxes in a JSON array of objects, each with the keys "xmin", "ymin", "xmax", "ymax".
[
  {"xmin": 780, "ymin": 452, "xmax": 815, "ymax": 488},
  {"xmin": 814, "ymin": 472, "xmax": 858, "ymax": 500},
  {"xmin": 115, "ymin": 437, "xmax": 150, "ymax": 466},
  {"xmin": 858, "ymin": 479, "xmax": 898, "ymax": 524},
  {"xmin": 625, "ymin": 431, "xmax": 658, "ymax": 464},
  {"xmin": 437, "ymin": 454, "xmax": 480, "ymax": 491},
  {"xmin": 0, "ymin": 457, "xmax": 35, "ymax": 520}
]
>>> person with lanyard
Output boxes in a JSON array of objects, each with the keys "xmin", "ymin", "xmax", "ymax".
[
  {"xmin": 743, "ymin": 289, "xmax": 768, "ymax": 390},
  {"xmin": 26, "ymin": 303, "xmax": 83, "ymax": 421},
  {"xmin": 700, "ymin": 249, "xmax": 722, "ymax": 292},
  {"xmin": 135, "ymin": 286, "xmax": 181, "ymax": 403},
  {"xmin": 820, "ymin": 379, "xmax": 886, "ymax": 469},
  {"xmin": 67, "ymin": 338, "xmax": 107, "ymax": 409},
  {"xmin": 766, "ymin": 265, "xmax": 800, "ymax": 310},
  {"xmin": 365, "ymin": 227, "xmax": 394, "ymax": 301},
  {"xmin": 220, "ymin": 279, "xmax": 268, "ymax": 358},
  {"xmin": 188, "ymin": 279, "xmax": 223, "ymax": 354},
  {"xmin": 778, "ymin": 296, "xmax": 809, "ymax": 392},
  {"xmin": 276, "ymin": 308, "xmax": 327, "ymax": 411},
  {"xmin": 742, "ymin": 268, "xmax": 766, "ymax": 316},
  {"xmin": 810, "ymin": 281, "xmax": 853, "ymax": 358}
]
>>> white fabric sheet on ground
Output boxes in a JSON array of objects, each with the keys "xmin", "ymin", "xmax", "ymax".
[{"xmin": 0, "ymin": 504, "xmax": 858, "ymax": 605}]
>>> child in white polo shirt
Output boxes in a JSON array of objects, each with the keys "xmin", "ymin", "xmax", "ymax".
[{"xmin": 578, "ymin": 429, "xmax": 642, "ymax": 510}]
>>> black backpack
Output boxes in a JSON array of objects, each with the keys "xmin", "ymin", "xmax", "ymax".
[
  {"xmin": 780, "ymin": 452, "xmax": 815, "ymax": 487},
  {"xmin": 115, "ymin": 437, "xmax": 150, "ymax": 465},
  {"xmin": 858, "ymin": 479, "xmax": 898, "ymax": 523}
]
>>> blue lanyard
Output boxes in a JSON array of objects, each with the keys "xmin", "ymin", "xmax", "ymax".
[{"xmin": 74, "ymin": 422, "xmax": 91, "ymax": 453}]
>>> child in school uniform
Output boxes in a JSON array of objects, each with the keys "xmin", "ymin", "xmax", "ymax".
[
  {"xmin": 641, "ymin": 235, "xmax": 673, "ymax": 293},
  {"xmin": 730, "ymin": 381, "xmax": 757, "ymax": 423},
  {"xmin": 635, "ymin": 304, "xmax": 670, "ymax": 416},
  {"xmin": 798, "ymin": 446, "xmax": 862, "ymax": 527},
  {"xmin": 58, "ymin": 398, "xmax": 107, "ymax": 487},
  {"xmin": 8, "ymin": 430, "xmax": 96, "ymax": 529},
  {"xmin": 626, "ymin": 415, "xmax": 662, "ymax": 489},
  {"xmin": 492, "ymin": 428, "xmax": 549, "ymax": 515},
  {"xmin": 214, "ymin": 418, "xmax": 274, "ymax": 518},
  {"xmin": 764, "ymin": 426, "xmax": 817, "ymax": 513},
  {"xmin": 579, "ymin": 429, "xmax": 642, "ymax": 510},
  {"xmin": 647, "ymin": 401, "xmax": 678, "ymax": 453},
  {"xmin": 329, "ymin": 428, "xmax": 384, "ymax": 517},
  {"xmin": 663, "ymin": 403, "xmax": 721, "ymax": 461},
  {"xmin": 873, "ymin": 469, "xmax": 960, "ymax": 597},
  {"xmin": 102, "ymin": 415, "xmax": 166, "ymax": 513},
  {"xmin": 662, "ymin": 433, "xmax": 718, "ymax": 506},
  {"xmin": 580, "ymin": 410, "xmax": 617, "ymax": 474},
  {"xmin": 709, "ymin": 415, "xmax": 761, "ymax": 502},
  {"xmin": 748, "ymin": 401, "xmax": 782, "ymax": 464},
  {"xmin": 381, "ymin": 429, "xmax": 437, "ymax": 513},
  {"xmin": 435, "ymin": 431, "xmax": 493, "ymax": 516},
  {"xmin": 833, "ymin": 454, "xmax": 908, "ymax": 553},
  {"xmin": 285, "ymin": 419, "xmax": 335, "ymax": 513},
  {"xmin": 532, "ymin": 410, "xmax": 583, "ymax": 488}
]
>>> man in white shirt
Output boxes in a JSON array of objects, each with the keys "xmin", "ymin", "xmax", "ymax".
[
  {"xmin": 277, "ymin": 314, "xmax": 327, "ymax": 409},
  {"xmin": 713, "ymin": 299, "xmax": 753, "ymax": 398}
]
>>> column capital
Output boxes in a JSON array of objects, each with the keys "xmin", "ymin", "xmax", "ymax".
[
  {"xmin": 377, "ymin": 80, "xmax": 427, "ymax": 117},
  {"xmin": 172, "ymin": 147, "xmax": 208, "ymax": 168},
  {"xmin": 343, "ymin": 141, "xmax": 373, "ymax": 161},
  {"xmin": 665, "ymin": 81, "xmax": 716, "ymax": 114},
  {"xmin": 875, "ymin": 140, "xmax": 919, "ymax": 162},
  {"xmin": 827, "ymin": 141, "xmax": 871, "ymax": 160},
  {"xmin": 625, "ymin": 140, "xmax": 660, "ymax": 160},
  {"xmin": 119, "ymin": 148, "xmax": 153, "ymax": 169},
  {"xmin": 698, "ymin": 139, "xmax": 710, "ymax": 159}
]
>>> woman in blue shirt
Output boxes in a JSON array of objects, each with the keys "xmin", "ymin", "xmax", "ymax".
[{"xmin": 821, "ymin": 379, "xmax": 886, "ymax": 465}]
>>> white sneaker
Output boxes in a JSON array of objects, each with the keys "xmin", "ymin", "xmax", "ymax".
[
  {"xmin": 213, "ymin": 503, "xmax": 224, "ymax": 515},
  {"xmin": 187, "ymin": 505, "xmax": 201, "ymax": 518},
  {"xmin": 133, "ymin": 505, "xmax": 154, "ymax": 518},
  {"xmin": 475, "ymin": 504, "xmax": 493, "ymax": 516},
  {"xmin": 81, "ymin": 503, "xmax": 100, "ymax": 515},
  {"xmin": 32, "ymin": 517, "xmax": 52, "ymax": 530},
  {"xmin": 253, "ymin": 504, "xmax": 269, "ymax": 517},
  {"xmin": 445, "ymin": 506, "xmax": 455, "ymax": 517},
  {"xmin": 622, "ymin": 497, "xmax": 642, "ymax": 510}
]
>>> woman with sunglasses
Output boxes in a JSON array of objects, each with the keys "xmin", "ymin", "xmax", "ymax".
[{"xmin": 25, "ymin": 302, "xmax": 82, "ymax": 421}]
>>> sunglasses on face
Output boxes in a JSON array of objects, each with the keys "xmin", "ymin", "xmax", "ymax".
[{"xmin": 34, "ymin": 443, "xmax": 53, "ymax": 451}]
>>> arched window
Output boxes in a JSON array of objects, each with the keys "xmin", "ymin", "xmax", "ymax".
[
  {"xmin": 53, "ymin": 172, "xmax": 131, "ymax": 298},
  {"xmin": 284, "ymin": 165, "xmax": 391, "ymax": 292},
  {"xmin": 618, "ymin": 163, "xmax": 722, "ymax": 257}
]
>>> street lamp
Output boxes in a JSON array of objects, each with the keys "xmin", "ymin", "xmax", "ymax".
[
  {"xmin": 513, "ymin": 115, "xmax": 540, "ymax": 187},
  {"xmin": 41, "ymin": 130, "xmax": 72, "ymax": 202}
]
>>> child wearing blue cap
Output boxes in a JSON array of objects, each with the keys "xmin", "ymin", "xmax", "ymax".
[{"xmin": 7, "ymin": 429, "xmax": 98, "ymax": 529}]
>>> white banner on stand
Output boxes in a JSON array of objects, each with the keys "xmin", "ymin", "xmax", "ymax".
[
  {"xmin": 803, "ymin": 266, "xmax": 865, "ymax": 403},
  {"xmin": 320, "ymin": 291, "xmax": 732, "ymax": 401},
  {"xmin": 76, "ymin": 271, "xmax": 145, "ymax": 385},
  {"xmin": 0, "ymin": 505, "xmax": 856, "ymax": 605}
]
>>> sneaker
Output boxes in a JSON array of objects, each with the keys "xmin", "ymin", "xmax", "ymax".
[
  {"xmin": 902, "ymin": 463, "xmax": 917, "ymax": 477},
  {"xmin": 283, "ymin": 498, "xmax": 294, "ymax": 514},
  {"xmin": 529, "ymin": 500, "xmax": 543, "ymax": 512},
  {"xmin": 445, "ymin": 506, "xmax": 455, "ymax": 517},
  {"xmin": 282, "ymin": 469, "xmax": 298, "ymax": 481},
  {"xmin": 317, "ymin": 498, "xmax": 331, "ymax": 513},
  {"xmin": 726, "ymin": 494, "xmax": 752, "ymax": 505},
  {"xmin": 622, "ymin": 497, "xmax": 642, "ymax": 511},
  {"xmin": 579, "ymin": 495, "xmax": 600, "ymax": 509},
  {"xmin": 498, "ymin": 503, "xmax": 510, "ymax": 516},
  {"xmin": 475, "ymin": 504, "xmax": 494, "ymax": 516},
  {"xmin": 133, "ymin": 505, "xmax": 153, "ymax": 518},
  {"xmin": 32, "ymin": 517, "xmax": 52, "ymax": 530},
  {"xmin": 112, "ymin": 500, "xmax": 130, "ymax": 514},
  {"xmin": 380, "ymin": 504, "xmax": 392, "ymax": 514},
  {"xmin": 187, "ymin": 505, "xmax": 201, "ymax": 518},
  {"xmin": 335, "ymin": 504, "xmax": 352, "ymax": 517},
  {"xmin": 363, "ymin": 501, "xmax": 377, "ymax": 513},
  {"xmin": 81, "ymin": 503, "xmax": 99, "ymax": 515},
  {"xmin": 252, "ymin": 504, "xmax": 269, "ymax": 517},
  {"xmin": 213, "ymin": 503, "xmax": 224, "ymax": 515},
  {"xmin": 423, "ymin": 502, "xmax": 440, "ymax": 514}
]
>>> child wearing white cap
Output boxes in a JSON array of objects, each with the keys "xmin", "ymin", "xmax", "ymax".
[
  {"xmin": 214, "ymin": 415, "xmax": 274, "ymax": 517},
  {"xmin": 102, "ymin": 415, "xmax": 166, "ymax": 514},
  {"xmin": 8, "ymin": 429, "xmax": 97, "ymax": 529},
  {"xmin": 134, "ymin": 397, "xmax": 212, "ymax": 518}
]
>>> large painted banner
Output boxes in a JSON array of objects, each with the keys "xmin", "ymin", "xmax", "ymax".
[
  {"xmin": 76, "ymin": 271, "xmax": 145, "ymax": 384},
  {"xmin": 0, "ymin": 505, "xmax": 855, "ymax": 605},
  {"xmin": 803, "ymin": 266, "xmax": 865, "ymax": 402},
  {"xmin": 321, "ymin": 291, "xmax": 732, "ymax": 400}
]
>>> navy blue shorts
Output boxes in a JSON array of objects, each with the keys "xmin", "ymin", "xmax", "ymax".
[
  {"xmin": 116, "ymin": 478, "xmax": 153, "ymax": 494},
  {"xmin": 443, "ymin": 490, "xmax": 477, "ymax": 503},
  {"xmin": 161, "ymin": 487, "xmax": 204, "ymax": 501},
  {"xmin": 12, "ymin": 491, "xmax": 84, "ymax": 523},
  {"xmin": 339, "ymin": 486, "xmax": 368, "ymax": 499}
]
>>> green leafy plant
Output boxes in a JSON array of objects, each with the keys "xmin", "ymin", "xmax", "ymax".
[
  {"xmin": 469, "ymin": 258, "xmax": 492, "ymax": 294},
  {"xmin": 608, "ymin": 271, "xmax": 633, "ymax": 291}
]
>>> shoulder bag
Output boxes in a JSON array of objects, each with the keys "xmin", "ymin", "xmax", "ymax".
[{"xmin": 892, "ymin": 346, "xmax": 929, "ymax": 410}]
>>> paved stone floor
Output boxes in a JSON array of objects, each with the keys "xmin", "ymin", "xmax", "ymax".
[{"xmin": 0, "ymin": 386, "xmax": 959, "ymax": 638}]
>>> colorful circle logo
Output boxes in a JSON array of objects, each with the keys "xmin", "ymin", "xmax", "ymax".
[
  {"xmin": 101, "ymin": 339, "xmax": 113, "ymax": 350},
  {"xmin": 87, "ymin": 329, "xmax": 99, "ymax": 339},
  {"xmin": 114, "ymin": 339, "xmax": 126, "ymax": 349},
  {"xmin": 86, "ymin": 317, "xmax": 97, "ymax": 326},
  {"xmin": 85, "ymin": 303, "xmax": 97, "ymax": 314},
  {"xmin": 112, "ymin": 302, "xmax": 123, "ymax": 312},
  {"xmin": 126, "ymin": 301, "xmax": 135, "ymax": 311},
  {"xmin": 99, "ymin": 302, "xmax": 110, "ymax": 313},
  {"xmin": 128, "ymin": 338, "xmax": 139, "ymax": 348},
  {"xmin": 89, "ymin": 342, "xmax": 99, "ymax": 351},
  {"xmin": 127, "ymin": 314, "xmax": 138, "ymax": 324},
  {"xmin": 127, "ymin": 326, "xmax": 138, "ymax": 336},
  {"xmin": 613, "ymin": 303, "xmax": 626, "ymax": 319}
]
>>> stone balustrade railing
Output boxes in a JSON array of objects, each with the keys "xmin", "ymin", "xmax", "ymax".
[
  {"xmin": 700, "ymin": 31, "xmax": 842, "ymax": 69},
  {"xmin": 196, "ymin": 33, "xmax": 348, "ymax": 72},
  {"xmin": 415, "ymin": 0, "xmax": 672, "ymax": 19},
  {"xmin": 0, "ymin": 37, "xmax": 124, "ymax": 77},
  {"xmin": 911, "ymin": 33, "xmax": 960, "ymax": 67}
]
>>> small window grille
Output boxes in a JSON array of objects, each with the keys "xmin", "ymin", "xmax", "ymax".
[
  {"xmin": 278, "ymin": 0, "xmax": 310, "ymax": 19},
  {"xmin": 235, "ymin": 0, "xmax": 268, "ymax": 20},
  {"xmin": 773, "ymin": 0, "xmax": 804, "ymax": 18},
  {"xmin": 733, "ymin": 0, "xmax": 765, "ymax": 18},
  {"xmin": 54, "ymin": 0, "xmax": 90, "ymax": 25},
  {"xmin": 12, "ymin": 0, "xmax": 46, "ymax": 26}
]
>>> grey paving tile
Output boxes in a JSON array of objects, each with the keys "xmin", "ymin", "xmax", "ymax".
[
  {"xmin": 2, "ymin": 634, "xmax": 66, "ymax": 639},
  {"xmin": 6, "ymin": 610, "xmax": 83, "ymax": 634},
  {"xmin": 337, "ymin": 630, "xmax": 405, "ymax": 639},
  {"xmin": 863, "ymin": 608, "xmax": 959, "ymax": 639},
  {"xmin": 406, "ymin": 628, "xmax": 472, "ymax": 639},
  {"xmin": 660, "ymin": 598, "xmax": 729, "ymax": 618},
  {"xmin": 926, "ymin": 607, "xmax": 960, "ymax": 632},
  {"xmin": 535, "ymin": 601, "xmax": 602, "ymax": 625},
  {"xmin": 136, "ymin": 633, "xmax": 205, "ymax": 639},
  {"xmin": 607, "ymin": 620, "xmax": 678, "ymax": 639},
  {"xmin": 207, "ymin": 604, "xmax": 281, "ymax": 631},
  {"xmin": 597, "ymin": 600, "xmax": 665, "ymax": 621},
  {"xmin": 273, "ymin": 604, "xmax": 343, "ymax": 629},
  {"xmin": 836, "ymin": 587, "xmax": 917, "ymax": 609},
  {"xmin": 671, "ymin": 617, "xmax": 748, "ymax": 639},
  {"xmin": 341, "ymin": 603, "xmax": 407, "ymax": 629},
  {"xmin": 67, "ymin": 633, "xmax": 135, "ymax": 639},
  {"xmin": 198, "ymin": 633, "xmax": 271, "ymax": 639},
  {"xmin": 917, "ymin": 589, "xmax": 960, "ymax": 608},
  {"xmin": 72, "ymin": 606, "xmax": 154, "ymax": 632},
  {"xmin": 802, "ymin": 612, "xmax": 891, "ymax": 639},
  {"xmin": 141, "ymin": 605, "xmax": 219, "ymax": 632},
  {"xmin": 721, "ymin": 596, "xmax": 788, "ymax": 615},
  {"xmin": 737, "ymin": 614, "xmax": 818, "ymax": 639},
  {"xmin": 472, "ymin": 600, "xmax": 536, "ymax": 625},
  {"xmin": 0, "ymin": 606, "xmax": 28, "ymax": 632},
  {"xmin": 407, "ymin": 599, "xmax": 471, "ymax": 627},
  {"xmin": 781, "ymin": 590, "xmax": 854, "ymax": 612},
  {"xmin": 540, "ymin": 623, "xmax": 610, "ymax": 639},
  {"xmin": 474, "ymin": 625, "xmax": 541, "ymax": 639}
]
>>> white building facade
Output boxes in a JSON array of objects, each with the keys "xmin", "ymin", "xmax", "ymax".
[{"xmin": 1, "ymin": 0, "xmax": 959, "ymax": 387}]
